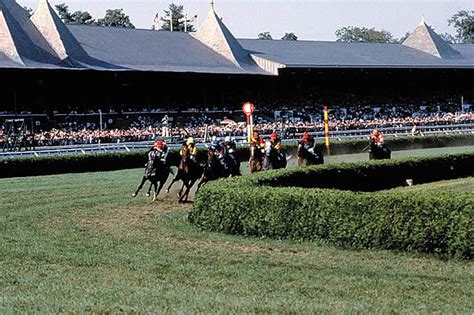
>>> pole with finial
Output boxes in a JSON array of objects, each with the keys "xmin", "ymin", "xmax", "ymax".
[{"xmin": 210, "ymin": 0, "xmax": 215, "ymax": 9}]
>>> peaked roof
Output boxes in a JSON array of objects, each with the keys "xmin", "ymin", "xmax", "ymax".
[
  {"xmin": 194, "ymin": 7, "xmax": 253, "ymax": 68},
  {"xmin": 0, "ymin": 0, "xmax": 59, "ymax": 65},
  {"xmin": 30, "ymin": 0, "xmax": 89, "ymax": 62},
  {"xmin": 403, "ymin": 17, "xmax": 461, "ymax": 59}
]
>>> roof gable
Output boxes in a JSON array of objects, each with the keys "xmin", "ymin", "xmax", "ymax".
[
  {"xmin": 403, "ymin": 17, "xmax": 461, "ymax": 59},
  {"xmin": 0, "ymin": 0, "xmax": 59, "ymax": 65},
  {"xmin": 30, "ymin": 0, "xmax": 89, "ymax": 62},
  {"xmin": 194, "ymin": 7, "xmax": 251, "ymax": 68}
]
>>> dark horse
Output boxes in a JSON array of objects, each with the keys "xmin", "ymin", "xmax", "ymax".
[
  {"xmin": 197, "ymin": 149, "xmax": 234, "ymax": 191},
  {"xmin": 369, "ymin": 142, "xmax": 392, "ymax": 160},
  {"xmin": 262, "ymin": 140, "xmax": 287, "ymax": 171},
  {"xmin": 166, "ymin": 145, "xmax": 203, "ymax": 203},
  {"xmin": 132, "ymin": 149, "xmax": 172, "ymax": 201},
  {"xmin": 248, "ymin": 142, "xmax": 264, "ymax": 174},
  {"xmin": 297, "ymin": 142, "xmax": 324, "ymax": 167}
]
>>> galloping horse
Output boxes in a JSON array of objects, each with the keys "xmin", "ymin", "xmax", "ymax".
[
  {"xmin": 297, "ymin": 142, "xmax": 324, "ymax": 167},
  {"xmin": 166, "ymin": 144, "xmax": 203, "ymax": 203},
  {"xmin": 369, "ymin": 142, "xmax": 391, "ymax": 160},
  {"xmin": 132, "ymin": 149, "xmax": 172, "ymax": 201},
  {"xmin": 262, "ymin": 140, "xmax": 287, "ymax": 171},
  {"xmin": 248, "ymin": 142, "xmax": 263, "ymax": 174},
  {"xmin": 196, "ymin": 149, "xmax": 228, "ymax": 191}
]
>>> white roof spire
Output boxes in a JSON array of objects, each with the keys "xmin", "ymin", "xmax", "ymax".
[
  {"xmin": 403, "ymin": 17, "xmax": 460, "ymax": 59},
  {"xmin": 30, "ymin": 0, "xmax": 89, "ymax": 62}
]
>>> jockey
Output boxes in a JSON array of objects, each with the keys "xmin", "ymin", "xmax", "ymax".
[
  {"xmin": 251, "ymin": 131, "xmax": 265, "ymax": 149},
  {"xmin": 270, "ymin": 132, "xmax": 282, "ymax": 151},
  {"xmin": 370, "ymin": 129, "xmax": 384, "ymax": 146},
  {"xmin": 180, "ymin": 137, "xmax": 198, "ymax": 160},
  {"xmin": 224, "ymin": 136, "xmax": 236, "ymax": 154},
  {"xmin": 301, "ymin": 131, "xmax": 317, "ymax": 154},
  {"xmin": 153, "ymin": 139, "xmax": 169, "ymax": 163},
  {"xmin": 224, "ymin": 136, "xmax": 238, "ymax": 169}
]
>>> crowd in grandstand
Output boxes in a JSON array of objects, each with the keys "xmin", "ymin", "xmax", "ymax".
[{"xmin": 1, "ymin": 96, "xmax": 472, "ymax": 147}]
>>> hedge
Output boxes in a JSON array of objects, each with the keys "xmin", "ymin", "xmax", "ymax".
[
  {"xmin": 190, "ymin": 153, "xmax": 474, "ymax": 259},
  {"xmin": 0, "ymin": 134, "xmax": 472, "ymax": 179}
]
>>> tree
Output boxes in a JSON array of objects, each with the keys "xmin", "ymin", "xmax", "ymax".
[
  {"xmin": 257, "ymin": 32, "xmax": 273, "ymax": 40},
  {"xmin": 160, "ymin": 3, "xmax": 196, "ymax": 32},
  {"xmin": 439, "ymin": 32, "xmax": 457, "ymax": 44},
  {"xmin": 281, "ymin": 32, "xmax": 298, "ymax": 41},
  {"xmin": 335, "ymin": 26, "xmax": 395, "ymax": 43},
  {"xmin": 398, "ymin": 32, "xmax": 410, "ymax": 43},
  {"xmin": 55, "ymin": 3, "xmax": 95, "ymax": 25},
  {"xmin": 448, "ymin": 10, "xmax": 474, "ymax": 44},
  {"xmin": 96, "ymin": 9, "xmax": 135, "ymax": 28}
]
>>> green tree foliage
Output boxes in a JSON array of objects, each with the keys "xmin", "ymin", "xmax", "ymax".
[
  {"xmin": 448, "ymin": 10, "xmax": 474, "ymax": 44},
  {"xmin": 160, "ymin": 3, "xmax": 196, "ymax": 32},
  {"xmin": 96, "ymin": 9, "xmax": 135, "ymax": 28},
  {"xmin": 55, "ymin": 3, "xmax": 95, "ymax": 25},
  {"xmin": 257, "ymin": 32, "xmax": 273, "ymax": 40},
  {"xmin": 335, "ymin": 26, "xmax": 395, "ymax": 43},
  {"xmin": 281, "ymin": 32, "xmax": 298, "ymax": 41},
  {"xmin": 439, "ymin": 32, "xmax": 457, "ymax": 44}
]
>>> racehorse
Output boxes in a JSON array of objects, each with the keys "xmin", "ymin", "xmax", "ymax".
[
  {"xmin": 297, "ymin": 143, "xmax": 324, "ymax": 167},
  {"xmin": 369, "ymin": 142, "xmax": 391, "ymax": 160},
  {"xmin": 196, "ymin": 149, "xmax": 229, "ymax": 192},
  {"xmin": 166, "ymin": 144, "xmax": 203, "ymax": 203},
  {"xmin": 248, "ymin": 142, "xmax": 263, "ymax": 174},
  {"xmin": 262, "ymin": 140, "xmax": 287, "ymax": 171},
  {"xmin": 132, "ymin": 149, "xmax": 172, "ymax": 201}
]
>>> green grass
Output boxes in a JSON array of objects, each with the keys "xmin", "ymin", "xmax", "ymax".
[
  {"xmin": 389, "ymin": 177, "xmax": 474, "ymax": 194},
  {"xmin": 1, "ymin": 168, "xmax": 473, "ymax": 313}
]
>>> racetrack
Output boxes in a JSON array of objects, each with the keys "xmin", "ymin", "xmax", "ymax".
[
  {"xmin": 136, "ymin": 145, "xmax": 474, "ymax": 200},
  {"xmin": 0, "ymin": 155, "xmax": 473, "ymax": 313}
]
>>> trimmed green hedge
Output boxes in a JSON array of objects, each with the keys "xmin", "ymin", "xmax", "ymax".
[
  {"xmin": 0, "ymin": 134, "xmax": 472, "ymax": 179},
  {"xmin": 190, "ymin": 153, "xmax": 474, "ymax": 259}
]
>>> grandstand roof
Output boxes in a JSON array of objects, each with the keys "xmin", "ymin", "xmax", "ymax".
[{"xmin": 0, "ymin": 0, "xmax": 473, "ymax": 74}]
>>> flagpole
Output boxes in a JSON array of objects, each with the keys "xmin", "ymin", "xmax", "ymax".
[
  {"xmin": 185, "ymin": 13, "xmax": 188, "ymax": 33},
  {"xmin": 170, "ymin": 11, "xmax": 173, "ymax": 32}
]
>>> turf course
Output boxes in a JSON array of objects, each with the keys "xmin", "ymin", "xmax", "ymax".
[{"xmin": 1, "ymin": 148, "xmax": 473, "ymax": 313}]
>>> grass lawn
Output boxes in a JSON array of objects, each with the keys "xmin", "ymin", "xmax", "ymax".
[
  {"xmin": 1, "ymin": 167, "xmax": 473, "ymax": 313},
  {"xmin": 389, "ymin": 177, "xmax": 474, "ymax": 194}
]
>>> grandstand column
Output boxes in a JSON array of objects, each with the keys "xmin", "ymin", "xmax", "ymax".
[{"xmin": 324, "ymin": 105, "xmax": 330, "ymax": 155}]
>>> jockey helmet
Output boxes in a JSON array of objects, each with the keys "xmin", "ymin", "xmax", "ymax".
[
  {"xmin": 154, "ymin": 140, "xmax": 164, "ymax": 148},
  {"xmin": 253, "ymin": 132, "xmax": 259, "ymax": 139},
  {"xmin": 270, "ymin": 132, "xmax": 278, "ymax": 140},
  {"xmin": 302, "ymin": 131, "xmax": 310, "ymax": 140},
  {"xmin": 224, "ymin": 136, "xmax": 231, "ymax": 143},
  {"xmin": 187, "ymin": 137, "xmax": 195, "ymax": 145},
  {"xmin": 372, "ymin": 129, "xmax": 380, "ymax": 136}
]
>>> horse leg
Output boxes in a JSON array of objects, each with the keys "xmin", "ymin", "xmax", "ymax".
[
  {"xmin": 132, "ymin": 177, "xmax": 147, "ymax": 197},
  {"xmin": 195, "ymin": 175, "xmax": 207, "ymax": 195},
  {"xmin": 177, "ymin": 181, "xmax": 187, "ymax": 198},
  {"xmin": 152, "ymin": 181, "xmax": 158, "ymax": 202},
  {"xmin": 146, "ymin": 182, "xmax": 153, "ymax": 197},
  {"xmin": 180, "ymin": 178, "xmax": 197, "ymax": 203}
]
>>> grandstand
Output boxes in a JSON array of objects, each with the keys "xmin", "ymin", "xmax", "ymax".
[{"xmin": 0, "ymin": 0, "xmax": 473, "ymax": 145}]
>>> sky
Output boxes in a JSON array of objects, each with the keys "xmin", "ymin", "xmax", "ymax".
[{"xmin": 18, "ymin": 0, "xmax": 472, "ymax": 41}]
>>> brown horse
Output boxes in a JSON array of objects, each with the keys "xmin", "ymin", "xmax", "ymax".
[
  {"xmin": 248, "ymin": 142, "xmax": 263, "ymax": 174},
  {"xmin": 166, "ymin": 144, "xmax": 203, "ymax": 203}
]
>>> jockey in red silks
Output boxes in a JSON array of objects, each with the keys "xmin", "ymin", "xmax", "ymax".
[
  {"xmin": 300, "ymin": 131, "xmax": 317, "ymax": 153},
  {"xmin": 370, "ymin": 129, "xmax": 384, "ymax": 145},
  {"xmin": 154, "ymin": 139, "xmax": 169, "ymax": 163}
]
